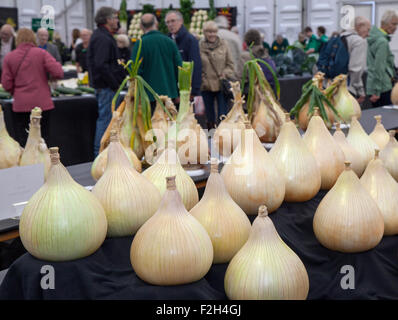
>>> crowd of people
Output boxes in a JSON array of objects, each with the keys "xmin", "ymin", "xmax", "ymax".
[{"xmin": 0, "ymin": 6, "xmax": 397, "ymax": 158}]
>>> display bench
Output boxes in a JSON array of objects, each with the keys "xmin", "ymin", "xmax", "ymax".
[{"xmin": 1, "ymin": 187, "xmax": 398, "ymax": 299}]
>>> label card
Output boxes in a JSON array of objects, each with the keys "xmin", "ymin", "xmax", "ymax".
[{"xmin": 0, "ymin": 164, "xmax": 44, "ymax": 220}]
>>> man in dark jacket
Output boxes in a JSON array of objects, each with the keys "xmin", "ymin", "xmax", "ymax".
[
  {"xmin": 131, "ymin": 14, "xmax": 182, "ymax": 105},
  {"xmin": 88, "ymin": 6, "xmax": 125, "ymax": 156},
  {"xmin": 166, "ymin": 11, "xmax": 202, "ymax": 102}
]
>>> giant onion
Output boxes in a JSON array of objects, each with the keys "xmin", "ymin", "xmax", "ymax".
[
  {"xmin": 313, "ymin": 162, "xmax": 384, "ymax": 253},
  {"xmin": 130, "ymin": 176, "xmax": 213, "ymax": 285},
  {"xmin": 224, "ymin": 205, "xmax": 309, "ymax": 300},
  {"xmin": 19, "ymin": 147, "xmax": 107, "ymax": 261},
  {"xmin": 221, "ymin": 122, "xmax": 285, "ymax": 214},
  {"xmin": 270, "ymin": 113, "xmax": 321, "ymax": 201},
  {"xmin": 0, "ymin": 104, "xmax": 22, "ymax": 169},
  {"xmin": 380, "ymin": 130, "xmax": 398, "ymax": 181},
  {"xmin": 92, "ymin": 130, "xmax": 161, "ymax": 237},
  {"xmin": 369, "ymin": 115, "xmax": 389, "ymax": 150}
]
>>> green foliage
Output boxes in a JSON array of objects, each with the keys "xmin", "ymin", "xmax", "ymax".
[
  {"xmin": 180, "ymin": 0, "xmax": 194, "ymax": 25},
  {"xmin": 142, "ymin": 4, "xmax": 155, "ymax": 14},
  {"xmin": 274, "ymin": 47, "xmax": 316, "ymax": 77},
  {"xmin": 208, "ymin": 0, "xmax": 216, "ymax": 20}
]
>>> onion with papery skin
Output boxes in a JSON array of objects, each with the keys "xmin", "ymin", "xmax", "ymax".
[
  {"xmin": 303, "ymin": 108, "xmax": 345, "ymax": 190},
  {"xmin": 190, "ymin": 159, "xmax": 251, "ymax": 263},
  {"xmin": 19, "ymin": 107, "xmax": 51, "ymax": 179},
  {"xmin": 92, "ymin": 130, "xmax": 161, "ymax": 237},
  {"xmin": 142, "ymin": 146, "xmax": 198, "ymax": 210},
  {"xmin": 380, "ymin": 130, "xmax": 398, "ymax": 182},
  {"xmin": 331, "ymin": 74, "xmax": 361, "ymax": 122},
  {"xmin": 221, "ymin": 122, "xmax": 285, "ymax": 214},
  {"xmin": 19, "ymin": 147, "xmax": 107, "ymax": 261},
  {"xmin": 392, "ymin": 83, "xmax": 398, "ymax": 105},
  {"xmin": 361, "ymin": 149, "xmax": 398, "ymax": 235},
  {"xmin": 313, "ymin": 162, "xmax": 384, "ymax": 253},
  {"xmin": 213, "ymin": 82, "xmax": 247, "ymax": 157},
  {"xmin": 346, "ymin": 116, "xmax": 378, "ymax": 166},
  {"xmin": 130, "ymin": 176, "xmax": 213, "ymax": 286},
  {"xmin": 298, "ymin": 101, "xmax": 334, "ymax": 130},
  {"xmin": 333, "ymin": 122, "xmax": 366, "ymax": 177},
  {"xmin": 0, "ymin": 105, "xmax": 22, "ymax": 168},
  {"xmin": 270, "ymin": 113, "xmax": 321, "ymax": 201},
  {"xmin": 224, "ymin": 205, "xmax": 309, "ymax": 300},
  {"xmin": 91, "ymin": 143, "xmax": 142, "ymax": 181},
  {"xmin": 369, "ymin": 115, "xmax": 390, "ymax": 150},
  {"xmin": 251, "ymin": 87, "xmax": 285, "ymax": 143}
]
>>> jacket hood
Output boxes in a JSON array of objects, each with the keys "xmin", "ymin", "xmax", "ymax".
[{"xmin": 368, "ymin": 25, "xmax": 389, "ymax": 46}]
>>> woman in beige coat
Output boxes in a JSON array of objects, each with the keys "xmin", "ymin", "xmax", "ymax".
[{"xmin": 199, "ymin": 21, "xmax": 235, "ymax": 129}]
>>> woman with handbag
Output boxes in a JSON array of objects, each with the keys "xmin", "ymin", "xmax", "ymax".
[
  {"xmin": 199, "ymin": 21, "xmax": 235, "ymax": 129},
  {"xmin": 1, "ymin": 28, "xmax": 63, "ymax": 146}
]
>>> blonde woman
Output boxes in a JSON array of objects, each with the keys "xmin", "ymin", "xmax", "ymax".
[
  {"xmin": 199, "ymin": 20, "xmax": 235, "ymax": 128},
  {"xmin": 116, "ymin": 34, "xmax": 131, "ymax": 63}
]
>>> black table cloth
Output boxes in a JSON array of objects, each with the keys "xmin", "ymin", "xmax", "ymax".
[{"xmin": 2, "ymin": 190, "xmax": 398, "ymax": 300}]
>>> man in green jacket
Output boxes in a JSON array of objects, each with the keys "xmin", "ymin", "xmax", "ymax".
[
  {"xmin": 367, "ymin": 10, "xmax": 398, "ymax": 107},
  {"xmin": 131, "ymin": 13, "xmax": 182, "ymax": 107}
]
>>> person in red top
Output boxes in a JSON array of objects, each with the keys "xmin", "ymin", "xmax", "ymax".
[{"xmin": 1, "ymin": 28, "xmax": 63, "ymax": 146}]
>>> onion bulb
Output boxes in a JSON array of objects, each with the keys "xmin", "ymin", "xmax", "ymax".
[
  {"xmin": 380, "ymin": 130, "xmax": 398, "ymax": 182},
  {"xmin": 251, "ymin": 87, "xmax": 285, "ymax": 143},
  {"xmin": 213, "ymin": 82, "xmax": 247, "ymax": 157},
  {"xmin": 346, "ymin": 116, "xmax": 378, "ymax": 166},
  {"xmin": 303, "ymin": 108, "xmax": 345, "ymax": 190},
  {"xmin": 270, "ymin": 113, "xmax": 321, "ymax": 201},
  {"xmin": 92, "ymin": 130, "xmax": 161, "ymax": 237},
  {"xmin": 19, "ymin": 147, "xmax": 107, "ymax": 261},
  {"xmin": 221, "ymin": 122, "xmax": 285, "ymax": 214},
  {"xmin": 130, "ymin": 176, "xmax": 213, "ymax": 285},
  {"xmin": 369, "ymin": 115, "xmax": 390, "ymax": 150},
  {"xmin": 0, "ymin": 105, "xmax": 22, "ymax": 168},
  {"xmin": 331, "ymin": 74, "xmax": 361, "ymax": 122},
  {"xmin": 298, "ymin": 101, "xmax": 334, "ymax": 130},
  {"xmin": 19, "ymin": 107, "xmax": 51, "ymax": 179},
  {"xmin": 190, "ymin": 159, "xmax": 251, "ymax": 263},
  {"xmin": 92, "ymin": 112, "xmax": 142, "ymax": 180},
  {"xmin": 313, "ymin": 162, "xmax": 384, "ymax": 253},
  {"xmin": 142, "ymin": 146, "xmax": 198, "ymax": 210},
  {"xmin": 360, "ymin": 149, "xmax": 398, "ymax": 235},
  {"xmin": 333, "ymin": 122, "xmax": 365, "ymax": 176},
  {"xmin": 224, "ymin": 205, "xmax": 309, "ymax": 300},
  {"xmin": 392, "ymin": 83, "xmax": 398, "ymax": 105}
]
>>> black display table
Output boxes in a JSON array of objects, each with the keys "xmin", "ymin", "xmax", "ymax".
[
  {"xmin": 1, "ymin": 95, "xmax": 98, "ymax": 166},
  {"xmin": 1, "ymin": 189, "xmax": 398, "ymax": 300}
]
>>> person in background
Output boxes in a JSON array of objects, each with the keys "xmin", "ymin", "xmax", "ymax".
[
  {"xmin": 260, "ymin": 32, "xmax": 271, "ymax": 54},
  {"xmin": 53, "ymin": 32, "xmax": 70, "ymax": 64},
  {"xmin": 292, "ymin": 32, "xmax": 307, "ymax": 50},
  {"xmin": 166, "ymin": 10, "xmax": 202, "ymax": 104},
  {"xmin": 340, "ymin": 16, "xmax": 371, "ymax": 104},
  {"xmin": 200, "ymin": 21, "xmax": 235, "ymax": 129},
  {"xmin": 1, "ymin": 28, "xmax": 63, "ymax": 146},
  {"xmin": 87, "ymin": 7, "xmax": 125, "ymax": 157},
  {"xmin": 37, "ymin": 28, "xmax": 62, "ymax": 63},
  {"xmin": 367, "ymin": 10, "xmax": 398, "ymax": 107},
  {"xmin": 238, "ymin": 29, "xmax": 277, "ymax": 94},
  {"xmin": 215, "ymin": 15, "xmax": 241, "ymax": 77},
  {"xmin": 117, "ymin": 34, "xmax": 131, "ymax": 64},
  {"xmin": 75, "ymin": 28, "xmax": 92, "ymax": 73},
  {"xmin": 70, "ymin": 28, "xmax": 82, "ymax": 62},
  {"xmin": 304, "ymin": 26, "xmax": 320, "ymax": 55},
  {"xmin": 0, "ymin": 24, "xmax": 16, "ymax": 76},
  {"xmin": 270, "ymin": 34, "xmax": 289, "ymax": 56},
  {"xmin": 317, "ymin": 26, "xmax": 328, "ymax": 52},
  {"xmin": 131, "ymin": 14, "xmax": 182, "ymax": 109}
]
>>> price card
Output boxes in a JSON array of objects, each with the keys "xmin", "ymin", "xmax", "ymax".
[{"xmin": 0, "ymin": 164, "xmax": 44, "ymax": 220}]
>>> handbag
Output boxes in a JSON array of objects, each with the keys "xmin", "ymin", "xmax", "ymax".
[{"xmin": 205, "ymin": 50, "xmax": 235, "ymax": 100}]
